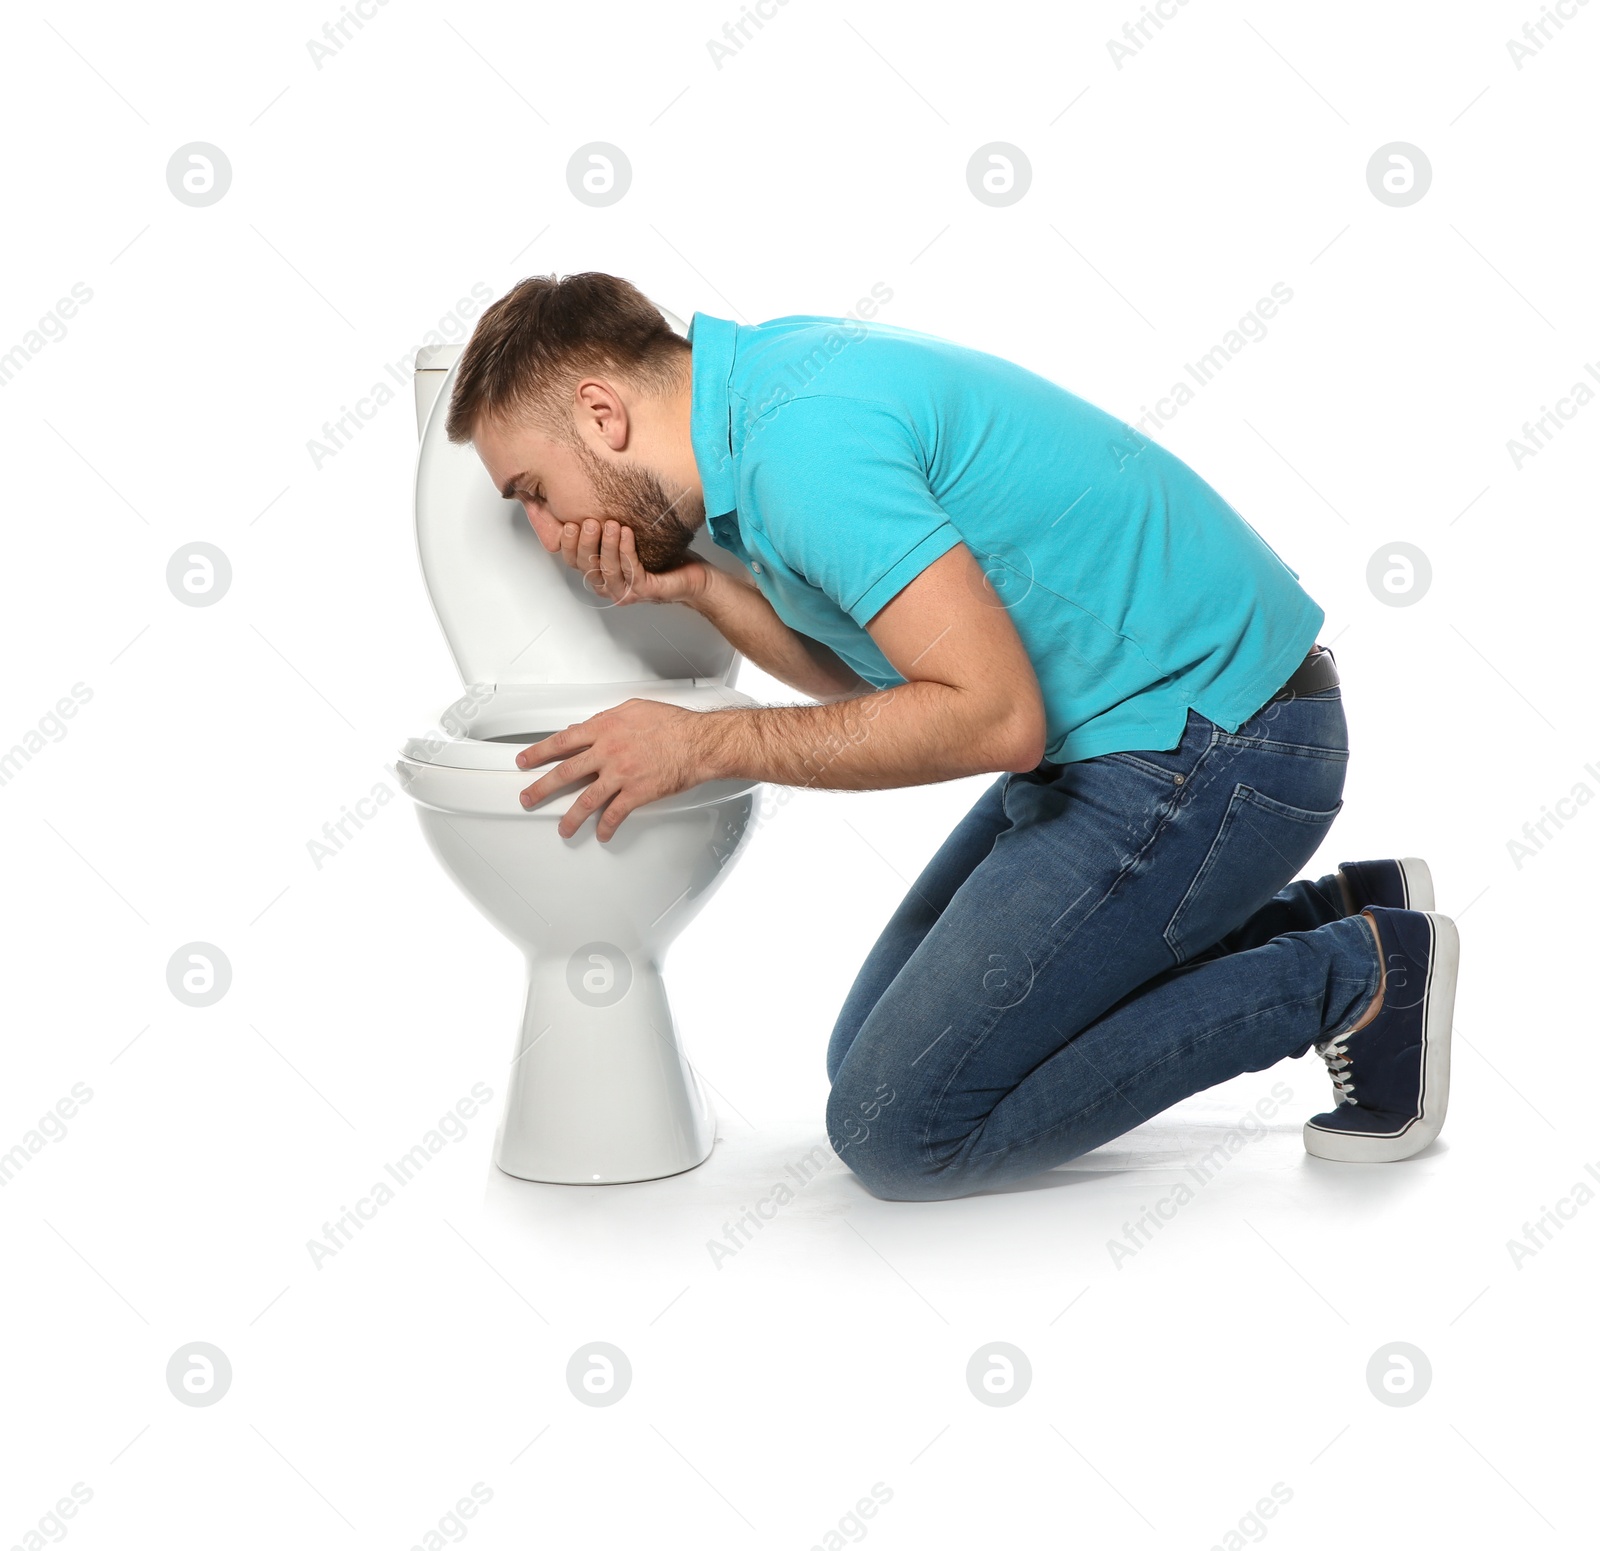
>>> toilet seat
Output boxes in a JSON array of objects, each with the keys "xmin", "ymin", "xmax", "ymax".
[
  {"xmin": 396, "ymin": 679, "xmax": 764, "ymax": 819},
  {"xmin": 401, "ymin": 679, "xmax": 758, "ymax": 769}
]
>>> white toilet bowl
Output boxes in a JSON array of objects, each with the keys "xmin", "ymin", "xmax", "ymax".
[{"xmin": 400, "ymin": 309, "xmax": 766, "ymax": 1185}]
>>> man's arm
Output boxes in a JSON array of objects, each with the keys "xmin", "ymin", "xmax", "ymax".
[
  {"xmin": 692, "ymin": 541, "xmax": 1047, "ymax": 790},
  {"xmin": 511, "ymin": 541, "xmax": 1048, "ymax": 838},
  {"xmin": 685, "ymin": 563, "xmax": 869, "ymax": 703}
]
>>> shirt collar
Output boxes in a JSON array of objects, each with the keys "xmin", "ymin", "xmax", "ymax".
[{"xmin": 687, "ymin": 311, "xmax": 740, "ymax": 540}]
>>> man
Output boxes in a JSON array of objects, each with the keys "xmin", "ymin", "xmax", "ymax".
[{"xmin": 443, "ymin": 270, "xmax": 1461, "ymax": 1202}]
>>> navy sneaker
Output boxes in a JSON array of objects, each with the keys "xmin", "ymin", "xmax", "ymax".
[
  {"xmin": 1337, "ymin": 857, "xmax": 1434, "ymax": 914},
  {"xmin": 1304, "ymin": 906, "xmax": 1459, "ymax": 1162}
]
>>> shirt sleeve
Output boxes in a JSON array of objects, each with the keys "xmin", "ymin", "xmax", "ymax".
[{"xmin": 740, "ymin": 394, "xmax": 963, "ymax": 628}]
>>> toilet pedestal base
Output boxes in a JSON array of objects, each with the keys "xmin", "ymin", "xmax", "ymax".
[{"xmin": 492, "ymin": 954, "xmax": 718, "ymax": 1185}]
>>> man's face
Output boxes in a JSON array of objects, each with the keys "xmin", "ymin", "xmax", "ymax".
[{"xmin": 473, "ymin": 414, "xmax": 704, "ymax": 574}]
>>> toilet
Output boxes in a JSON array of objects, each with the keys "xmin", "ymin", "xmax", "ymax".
[{"xmin": 395, "ymin": 306, "xmax": 764, "ymax": 1186}]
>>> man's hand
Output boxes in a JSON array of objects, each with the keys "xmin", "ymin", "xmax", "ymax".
[
  {"xmin": 558, "ymin": 517, "xmax": 709, "ymax": 607},
  {"xmin": 516, "ymin": 699, "xmax": 712, "ymax": 841}
]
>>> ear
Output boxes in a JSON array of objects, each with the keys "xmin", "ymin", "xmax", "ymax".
[{"xmin": 573, "ymin": 378, "xmax": 629, "ymax": 451}]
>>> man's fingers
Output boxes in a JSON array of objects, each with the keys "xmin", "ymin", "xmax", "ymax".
[
  {"xmin": 617, "ymin": 525, "xmax": 640, "ymax": 594},
  {"xmin": 516, "ymin": 723, "xmax": 585, "ymax": 769},
  {"xmin": 580, "ymin": 518, "xmax": 620, "ymax": 597},
  {"xmin": 558, "ymin": 775, "xmax": 622, "ymax": 838},
  {"xmin": 520, "ymin": 751, "xmax": 601, "ymax": 810},
  {"xmin": 594, "ymin": 790, "xmax": 636, "ymax": 842},
  {"xmin": 518, "ymin": 751, "xmax": 580, "ymax": 803},
  {"xmin": 600, "ymin": 520, "xmax": 622, "ymax": 591},
  {"xmin": 551, "ymin": 519, "xmax": 639, "ymax": 603}
]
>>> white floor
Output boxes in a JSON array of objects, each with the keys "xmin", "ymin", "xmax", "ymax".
[{"xmin": 4, "ymin": 0, "xmax": 1598, "ymax": 1543}]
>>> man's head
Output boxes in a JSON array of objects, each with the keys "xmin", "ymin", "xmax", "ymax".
[{"xmin": 446, "ymin": 272, "xmax": 704, "ymax": 572}]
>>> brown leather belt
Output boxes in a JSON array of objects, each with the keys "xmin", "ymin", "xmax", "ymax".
[{"xmin": 1268, "ymin": 645, "xmax": 1339, "ymax": 703}]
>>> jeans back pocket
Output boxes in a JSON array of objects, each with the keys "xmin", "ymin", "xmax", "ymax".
[{"xmin": 1163, "ymin": 782, "xmax": 1344, "ymax": 964}]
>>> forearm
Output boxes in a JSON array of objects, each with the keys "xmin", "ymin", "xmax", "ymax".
[
  {"xmin": 687, "ymin": 564, "xmax": 866, "ymax": 702},
  {"xmin": 693, "ymin": 681, "xmax": 1035, "ymax": 791}
]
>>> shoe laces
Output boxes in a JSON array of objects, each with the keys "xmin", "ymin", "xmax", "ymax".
[{"xmin": 1316, "ymin": 1035, "xmax": 1357, "ymax": 1106}]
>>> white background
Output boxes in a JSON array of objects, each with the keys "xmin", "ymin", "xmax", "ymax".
[{"xmin": 2, "ymin": 1, "xmax": 1596, "ymax": 1545}]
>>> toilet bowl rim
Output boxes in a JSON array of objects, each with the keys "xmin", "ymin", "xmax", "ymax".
[{"xmin": 394, "ymin": 757, "xmax": 763, "ymax": 819}]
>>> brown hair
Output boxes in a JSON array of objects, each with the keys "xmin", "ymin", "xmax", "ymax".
[{"xmin": 445, "ymin": 272, "xmax": 690, "ymax": 445}]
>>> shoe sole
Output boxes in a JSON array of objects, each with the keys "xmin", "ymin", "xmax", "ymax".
[
  {"xmin": 1397, "ymin": 856, "xmax": 1435, "ymax": 912},
  {"xmin": 1338, "ymin": 856, "xmax": 1434, "ymax": 912},
  {"xmin": 1303, "ymin": 911, "xmax": 1457, "ymax": 1163}
]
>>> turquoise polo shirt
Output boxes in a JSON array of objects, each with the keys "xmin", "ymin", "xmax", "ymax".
[{"xmin": 686, "ymin": 310, "xmax": 1324, "ymax": 764}]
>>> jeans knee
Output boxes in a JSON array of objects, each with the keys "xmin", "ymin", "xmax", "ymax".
[
  {"xmin": 856, "ymin": 1167, "xmax": 966, "ymax": 1202},
  {"xmin": 839, "ymin": 1150, "xmax": 967, "ymax": 1201},
  {"xmin": 825, "ymin": 1084, "xmax": 965, "ymax": 1201}
]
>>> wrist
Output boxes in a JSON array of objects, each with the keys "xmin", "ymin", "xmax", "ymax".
[
  {"xmin": 681, "ymin": 559, "xmax": 725, "ymax": 613},
  {"xmin": 689, "ymin": 708, "xmax": 733, "ymax": 783}
]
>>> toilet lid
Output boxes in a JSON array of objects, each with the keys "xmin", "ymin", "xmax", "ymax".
[{"xmin": 412, "ymin": 307, "xmax": 743, "ymax": 692}]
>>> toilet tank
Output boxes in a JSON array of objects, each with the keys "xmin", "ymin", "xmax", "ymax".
[
  {"xmin": 414, "ymin": 344, "xmax": 458, "ymax": 438},
  {"xmin": 410, "ymin": 306, "xmax": 747, "ymax": 694}
]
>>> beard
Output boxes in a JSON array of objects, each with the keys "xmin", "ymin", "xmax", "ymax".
[{"xmin": 572, "ymin": 440, "xmax": 705, "ymax": 573}]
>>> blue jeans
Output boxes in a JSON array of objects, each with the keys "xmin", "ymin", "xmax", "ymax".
[{"xmin": 824, "ymin": 684, "xmax": 1383, "ymax": 1201}]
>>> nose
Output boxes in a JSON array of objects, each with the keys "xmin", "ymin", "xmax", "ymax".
[{"xmin": 523, "ymin": 506, "xmax": 562, "ymax": 552}]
